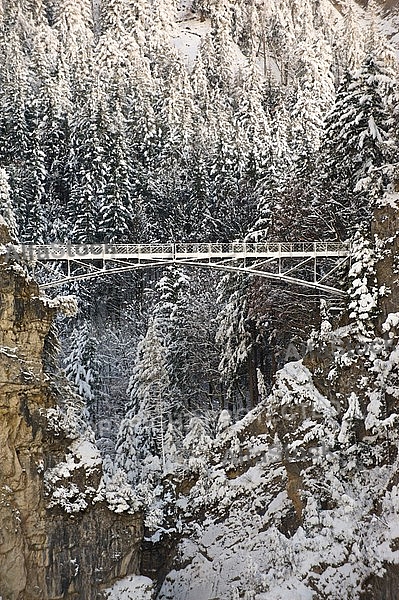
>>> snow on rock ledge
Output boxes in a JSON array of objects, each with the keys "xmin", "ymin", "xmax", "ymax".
[{"xmin": 103, "ymin": 575, "xmax": 154, "ymax": 600}]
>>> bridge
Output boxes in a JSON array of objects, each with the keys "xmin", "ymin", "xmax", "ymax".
[{"xmin": 19, "ymin": 241, "xmax": 351, "ymax": 295}]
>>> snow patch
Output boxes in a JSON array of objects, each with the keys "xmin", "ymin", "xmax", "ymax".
[
  {"xmin": 172, "ymin": 17, "xmax": 248, "ymax": 71},
  {"xmin": 103, "ymin": 575, "xmax": 154, "ymax": 599},
  {"xmin": 377, "ymin": 191, "xmax": 399, "ymax": 210},
  {"xmin": 172, "ymin": 19, "xmax": 210, "ymax": 68}
]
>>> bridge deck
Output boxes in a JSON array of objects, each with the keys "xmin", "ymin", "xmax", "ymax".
[{"xmin": 21, "ymin": 241, "xmax": 349, "ymax": 262}]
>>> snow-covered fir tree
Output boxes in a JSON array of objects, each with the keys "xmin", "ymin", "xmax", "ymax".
[
  {"xmin": 0, "ymin": 167, "xmax": 18, "ymax": 241},
  {"xmin": 64, "ymin": 320, "xmax": 102, "ymax": 410},
  {"xmin": 124, "ymin": 316, "xmax": 176, "ymax": 475},
  {"xmin": 318, "ymin": 50, "xmax": 396, "ymax": 238}
]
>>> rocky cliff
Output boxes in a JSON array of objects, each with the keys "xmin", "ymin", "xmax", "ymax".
[{"xmin": 0, "ymin": 224, "xmax": 143, "ymax": 600}]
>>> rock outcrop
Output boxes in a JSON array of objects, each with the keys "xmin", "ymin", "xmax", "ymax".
[{"xmin": 0, "ymin": 227, "xmax": 143, "ymax": 600}]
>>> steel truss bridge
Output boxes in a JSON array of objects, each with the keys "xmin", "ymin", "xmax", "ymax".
[{"xmin": 21, "ymin": 241, "xmax": 351, "ymax": 295}]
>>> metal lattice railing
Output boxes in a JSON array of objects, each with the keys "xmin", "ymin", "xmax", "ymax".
[{"xmin": 19, "ymin": 241, "xmax": 349, "ymax": 261}]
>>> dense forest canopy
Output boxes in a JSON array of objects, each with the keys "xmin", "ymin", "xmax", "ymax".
[{"xmin": 0, "ymin": 0, "xmax": 398, "ymax": 481}]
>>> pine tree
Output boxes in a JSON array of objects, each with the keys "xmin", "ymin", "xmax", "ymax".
[
  {"xmin": 216, "ymin": 273, "xmax": 252, "ymax": 413},
  {"xmin": 98, "ymin": 103, "xmax": 137, "ymax": 243},
  {"xmin": 145, "ymin": 66, "xmax": 199, "ymax": 240},
  {"xmin": 101, "ymin": 0, "xmax": 133, "ymax": 36},
  {"xmin": 216, "ymin": 408, "xmax": 232, "ymax": 434},
  {"xmin": 53, "ymin": 0, "xmax": 94, "ymax": 67},
  {"xmin": 68, "ymin": 95, "xmax": 103, "ymax": 242},
  {"xmin": 183, "ymin": 416, "xmax": 211, "ymax": 472},
  {"xmin": 127, "ymin": 317, "xmax": 175, "ymax": 472},
  {"xmin": 21, "ymin": 111, "xmax": 47, "ymax": 243},
  {"xmin": 208, "ymin": 113, "xmax": 250, "ymax": 240},
  {"xmin": 233, "ymin": 54, "xmax": 272, "ymax": 195},
  {"xmin": 290, "ymin": 31, "xmax": 335, "ymax": 152},
  {"xmin": 318, "ymin": 53, "xmax": 395, "ymax": 238},
  {"xmin": 115, "ymin": 410, "xmax": 159, "ymax": 486},
  {"xmin": 262, "ymin": 0, "xmax": 295, "ymax": 85},
  {"xmin": 209, "ymin": 0, "xmax": 235, "ymax": 94},
  {"xmin": 31, "ymin": 20, "xmax": 71, "ymax": 203},
  {"xmin": 185, "ymin": 134, "xmax": 212, "ymax": 240},
  {"xmin": 339, "ymin": 0, "xmax": 366, "ymax": 74},
  {"xmin": 0, "ymin": 28, "xmax": 31, "ymax": 232},
  {"xmin": 153, "ymin": 267, "xmax": 191, "ymax": 413},
  {"xmin": 0, "ymin": 168, "xmax": 18, "ymax": 241},
  {"xmin": 64, "ymin": 321, "xmax": 101, "ymax": 411},
  {"xmin": 153, "ymin": 0, "xmax": 176, "ymax": 32},
  {"xmin": 190, "ymin": 47, "xmax": 211, "ymax": 113},
  {"xmin": 37, "ymin": 92, "xmax": 70, "ymax": 242},
  {"xmin": 251, "ymin": 91, "xmax": 291, "ymax": 241}
]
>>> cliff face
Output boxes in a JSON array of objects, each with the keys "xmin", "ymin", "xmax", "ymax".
[{"xmin": 0, "ymin": 226, "xmax": 143, "ymax": 600}]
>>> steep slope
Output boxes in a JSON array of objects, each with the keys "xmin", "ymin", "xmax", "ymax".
[{"xmin": 156, "ymin": 189, "xmax": 399, "ymax": 599}]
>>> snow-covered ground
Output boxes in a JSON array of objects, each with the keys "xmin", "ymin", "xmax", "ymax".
[
  {"xmin": 171, "ymin": 17, "xmax": 249, "ymax": 72},
  {"xmin": 103, "ymin": 575, "xmax": 154, "ymax": 599},
  {"xmin": 172, "ymin": 18, "xmax": 211, "ymax": 68}
]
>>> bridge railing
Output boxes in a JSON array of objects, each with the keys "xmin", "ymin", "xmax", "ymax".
[
  {"xmin": 17, "ymin": 241, "xmax": 349, "ymax": 261},
  {"xmin": 173, "ymin": 242, "xmax": 348, "ymax": 255}
]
